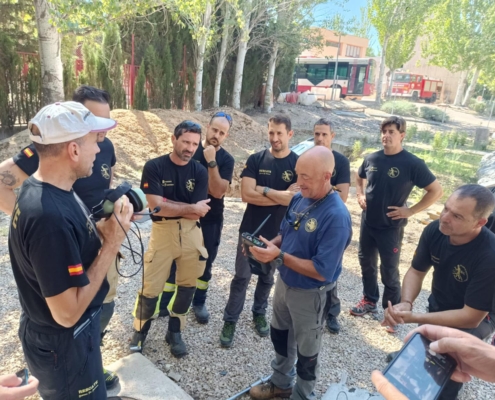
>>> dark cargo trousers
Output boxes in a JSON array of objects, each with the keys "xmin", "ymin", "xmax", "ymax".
[
  {"xmin": 270, "ymin": 277, "xmax": 335, "ymax": 400},
  {"xmin": 223, "ymin": 233, "xmax": 276, "ymax": 322},
  {"xmin": 358, "ymin": 216, "xmax": 404, "ymax": 309}
]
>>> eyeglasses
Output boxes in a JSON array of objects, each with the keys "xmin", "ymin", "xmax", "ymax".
[
  {"xmin": 179, "ymin": 120, "xmax": 201, "ymax": 130},
  {"xmin": 211, "ymin": 111, "xmax": 233, "ymax": 127}
]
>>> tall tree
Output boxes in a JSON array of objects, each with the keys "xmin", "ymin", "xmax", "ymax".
[
  {"xmin": 134, "ymin": 60, "xmax": 149, "ymax": 110},
  {"xmin": 369, "ymin": 0, "xmax": 430, "ymax": 106},
  {"xmin": 33, "ymin": 0, "xmax": 64, "ymax": 105},
  {"xmin": 213, "ymin": 2, "xmax": 233, "ymax": 107}
]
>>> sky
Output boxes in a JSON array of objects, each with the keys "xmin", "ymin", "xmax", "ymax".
[{"xmin": 312, "ymin": 0, "xmax": 380, "ymax": 55}]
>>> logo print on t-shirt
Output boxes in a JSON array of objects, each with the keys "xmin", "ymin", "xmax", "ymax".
[
  {"xmin": 453, "ymin": 265, "xmax": 468, "ymax": 283},
  {"xmin": 282, "ymin": 170, "xmax": 294, "ymax": 182},
  {"xmin": 388, "ymin": 167, "xmax": 400, "ymax": 178},
  {"xmin": 305, "ymin": 218, "xmax": 317, "ymax": 232},
  {"xmin": 101, "ymin": 164, "xmax": 110, "ymax": 180},
  {"xmin": 186, "ymin": 179, "xmax": 195, "ymax": 192}
]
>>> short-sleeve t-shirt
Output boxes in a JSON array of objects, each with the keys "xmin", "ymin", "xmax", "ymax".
[
  {"xmin": 8, "ymin": 177, "xmax": 106, "ymax": 330},
  {"xmin": 13, "ymin": 138, "xmax": 117, "ymax": 211},
  {"xmin": 331, "ymin": 150, "xmax": 351, "ymax": 187},
  {"xmin": 239, "ymin": 149, "xmax": 298, "ymax": 240},
  {"xmin": 358, "ymin": 149, "xmax": 436, "ymax": 229},
  {"xmin": 192, "ymin": 141, "xmax": 235, "ymax": 224},
  {"xmin": 140, "ymin": 154, "xmax": 208, "ymax": 222},
  {"xmin": 412, "ymin": 220, "xmax": 495, "ymax": 313},
  {"xmin": 278, "ymin": 192, "xmax": 352, "ymax": 289}
]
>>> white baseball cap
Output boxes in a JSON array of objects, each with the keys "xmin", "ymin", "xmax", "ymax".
[{"xmin": 28, "ymin": 101, "xmax": 117, "ymax": 145}]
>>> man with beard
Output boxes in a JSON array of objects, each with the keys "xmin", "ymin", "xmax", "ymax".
[
  {"xmin": 130, "ymin": 121, "xmax": 211, "ymax": 358},
  {"xmin": 382, "ymin": 184, "xmax": 495, "ymax": 399},
  {"xmin": 220, "ymin": 115, "xmax": 299, "ymax": 348},
  {"xmin": 312, "ymin": 118, "xmax": 350, "ymax": 334},
  {"xmin": 351, "ymin": 116, "xmax": 442, "ymax": 332},
  {"xmin": 158, "ymin": 112, "xmax": 235, "ymax": 323}
]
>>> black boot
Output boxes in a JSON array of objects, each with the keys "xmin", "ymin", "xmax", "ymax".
[{"xmin": 165, "ymin": 331, "xmax": 188, "ymax": 358}]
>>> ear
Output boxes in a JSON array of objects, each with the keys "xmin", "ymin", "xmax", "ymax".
[
  {"xmin": 477, "ymin": 217, "xmax": 488, "ymax": 228},
  {"xmin": 67, "ymin": 141, "xmax": 80, "ymax": 162},
  {"xmin": 172, "ymin": 135, "xmax": 176, "ymax": 144},
  {"xmin": 288, "ymin": 130, "xmax": 294, "ymax": 139}
]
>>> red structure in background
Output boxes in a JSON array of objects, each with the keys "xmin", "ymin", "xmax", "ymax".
[{"xmin": 17, "ymin": 52, "xmax": 39, "ymax": 76}]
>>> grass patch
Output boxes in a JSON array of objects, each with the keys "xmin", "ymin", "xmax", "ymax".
[{"xmin": 381, "ymin": 101, "xmax": 418, "ymax": 117}]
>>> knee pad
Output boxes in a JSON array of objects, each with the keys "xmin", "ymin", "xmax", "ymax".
[
  {"xmin": 169, "ymin": 286, "xmax": 196, "ymax": 315},
  {"xmin": 270, "ymin": 326, "xmax": 289, "ymax": 357},
  {"xmin": 296, "ymin": 350, "xmax": 318, "ymax": 381},
  {"xmin": 133, "ymin": 294, "xmax": 159, "ymax": 321}
]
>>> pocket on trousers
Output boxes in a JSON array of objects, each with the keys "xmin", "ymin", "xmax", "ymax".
[
  {"xmin": 68, "ymin": 327, "xmax": 92, "ymax": 376},
  {"xmin": 144, "ymin": 250, "xmax": 156, "ymax": 264}
]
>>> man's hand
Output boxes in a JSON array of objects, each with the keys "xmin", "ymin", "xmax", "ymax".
[
  {"xmin": 357, "ymin": 193, "xmax": 367, "ymax": 210},
  {"xmin": 405, "ymin": 325, "xmax": 495, "ymax": 384},
  {"xmin": 97, "ymin": 195, "xmax": 134, "ymax": 251},
  {"xmin": 382, "ymin": 301, "xmax": 413, "ymax": 327},
  {"xmin": 288, "ymin": 183, "xmax": 300, "ymax": 193},
  {"xmin": 387, "ymin": 206, "xmax": 414, "ymax": 220},
  {"xmin": 193, "ymin": 199, "xmax": 211, "ymax": 217},
  {"xmin": 0, "ymin": 374, "xmax": 39, "ymax": 400},
  {"xmin": 371, "ymin": 371, "xmax": 408, "ymax": 400},
  {"xmin": 249, "ymin": 235, "xmax": 280, "ymax": 263},
  {"xmin": 203, "ymin": 145, "xmax": 216, "ymax": 163}
]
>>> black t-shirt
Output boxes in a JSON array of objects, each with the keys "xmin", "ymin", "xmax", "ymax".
[
  {"xmin": 8, "ymin": 177, "xmax": 106, "ymax": 330},
  {"xmin": 239, "ymin": 149, "xmax": 298, "ymax": 240},
  {"xmin": 13, "ymin": 138, "xmax": 117, "ymax": 211},
  {"xmin": 412, "ymin": 220, "xmax": 495, "ymax": 313},
  {"xmin": 141, "ymin": 154, "xmax": 208, "ymax": 222},
  {"xmin": 358, "ymin": 149, "xmax": 436, "ymax": 229},
  {"xmin": 192, "ymin": 142, "xmax": 235, "ymax": 224},
  {"xmin": 331, "ymin": 150, "xmax": 351, "ymax": 187}
]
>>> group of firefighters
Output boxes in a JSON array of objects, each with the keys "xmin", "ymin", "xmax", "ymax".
[{"xmin": 1, "ymin": 84, "xmax": 495, "ymax": 400}]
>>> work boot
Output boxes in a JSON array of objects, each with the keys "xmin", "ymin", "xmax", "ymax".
[
  {"xmin": 253, "ymin": 313, "xmax": 270, "ymax": 337},
  {"xmin": 129, "ymin": 330, "xmax": 147, "ymax": 353},
  {"xmin": 249, "ymin": 382, "xmax": 292, "ymax": 399},
  {"xmin": 349, "ymin": 297, "xmax": 378, "ymax": 316},
  {"xmin": 165, "ymin": 331, "xmax": 188, "ymax": 358},
  {"xmin": 193, "ymin": 304, "xmax": 210, "ymax": 324},
  {"xmin": 103, "ymin": 368, "xmax": 119, "ymax": 390},
  {"xmin": 220, "ymin": 321, "xmax": 236, "ymax": 348},
  {"xmin": 326, "ymin": 315, "xmax": 340, "ymax": 334}
]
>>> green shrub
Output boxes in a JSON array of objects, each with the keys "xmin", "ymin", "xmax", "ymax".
[
  {"xmin": 381, "ymin": 101, "xmax": 418, "ymax": 117},
  {"xmin": 418, "ymin": 129, "xmax": 433, "ymax": 143},
  {"xmin": 406, "ymin": 124, "xmax": 418, "ymax": 141},
  {"xmin": 420, "ymin": 106, "xmax": 449, "ymax": 122},
  {"xmin": 352, "ymin": 140, "xmax": 362, "ymax": 159},
  {"xmin": 473, "ymin": 102, "xmax": 486, "ymax": 114},
  {"xmin": 432, "ymin": 132, "xmax": 448, "ymax": 152}
]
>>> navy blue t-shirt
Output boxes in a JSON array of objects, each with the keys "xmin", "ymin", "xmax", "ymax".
[{"xmin": 278, "ymin": 191, "xmax": 352, "ymax": 289}]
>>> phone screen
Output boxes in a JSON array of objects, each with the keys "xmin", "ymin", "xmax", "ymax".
[{"xmin": 383, "ymin": 333, "xmax": 457, "ymax": 400}]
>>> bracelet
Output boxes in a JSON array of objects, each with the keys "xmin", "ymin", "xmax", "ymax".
[{"xmin": 403, "ymin": 300, "xmax": 414, "ymax": 310}]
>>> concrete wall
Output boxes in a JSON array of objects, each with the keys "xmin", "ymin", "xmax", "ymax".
[{"xmin": 301, "ymin": 28, "xmax": 369, "ymax": 59}]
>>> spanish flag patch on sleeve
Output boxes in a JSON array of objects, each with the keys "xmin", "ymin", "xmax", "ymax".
[
  {"xmin": 68, "ymin": 264, "xmax": 84, "ymax": 276},
  {"xmin": 143, "ymin": 182, "xmax": 149, "ymax": 189},
  {"xmin": 23, "ymin": 148, "xmax": 34, "ymax": 158}
]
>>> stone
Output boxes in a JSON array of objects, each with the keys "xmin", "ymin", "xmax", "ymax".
[{"xmin": 168, "ymin": 370, "xmax": 183, "ymax": 382}]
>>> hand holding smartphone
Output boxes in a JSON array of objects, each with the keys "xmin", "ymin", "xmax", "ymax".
[
  {"xmin": 15, "ymin": 369, "xmax": 29, "ymax": 387},
  {"xmin": 383, "ymin": 333, "xmax": 457, "ymax": 400}
]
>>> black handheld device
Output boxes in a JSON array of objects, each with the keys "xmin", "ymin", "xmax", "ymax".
[
  {"xmin": 383, "ymin": 332, "xmax": 457, "ymax": 400},
  {"xmin": 242, "ymin": 215, "xmax": 272, "ymax": 275},
  {"xmin": 15, "ymin": 368, "xmax": 29, "ymax": 386}
]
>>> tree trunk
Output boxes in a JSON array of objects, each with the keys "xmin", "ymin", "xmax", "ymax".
[
  {"xmin": 232, "ymin": 0, "xmax": 252, "ymax": 110},
  {"xmin": 194, "ymin": 1, "xmax": 213, "ymax": 112},
  {"xmin": 263, "ymin": 42, "xmax": 279, "ymax": 113},
  {"xmin": 375, "ymin": 35, "xmax": 389, "ymax": 107},
  {"xmin": 34, "ymin": 0, "xmax": 64, "ymax": 106},
  {"xmin": 213, "ymin": 4, "xmax": 231, "ymax": 108},
  {"xmin": 462, "ymin": 68, "xmax": 480, "ymax": 106},
  {"xmin": 453, "ymin": 70, "xmax": 468, "ymax": 106}
]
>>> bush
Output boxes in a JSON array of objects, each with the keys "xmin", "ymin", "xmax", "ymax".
[
  {"xmin": 432, "ymin": 132, "xmax": 448, "ymax": 152},
  {"xmin": 406, "ymin": 124, "xmax": 418, "ymax": 141},
  {"xmin": 381, "ymin": 101, "xmax": 418, "ymax": 117},
  {"xmin": 420, "ymin": 106, "xmax": 449, "ymax": 122},
  {"xmin": 352, "ymin": 140, "xmax": 362, "ymax": 159},
  {"xmin": 473, "ymin": 102, "xmax": 486, "ymax": 114},
  {"xmin": 448, "ymin": 131, "xmax": 468, "ymax": 147},
  {"xmin": 419, "ymin": 129, "xmax": 433, "ymax": 143}
]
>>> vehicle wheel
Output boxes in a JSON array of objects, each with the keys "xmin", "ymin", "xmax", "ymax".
[
  {"xmin": 412, "ymin": 91, "xmax": 419, "ymax": 102},
  {"xmin": 430, "ymin": 93, "xmax": 437, "ymax": 103}
]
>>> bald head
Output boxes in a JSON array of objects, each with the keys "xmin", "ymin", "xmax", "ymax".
[{"xmin": 296, "ymin": 146, "xmax": 334, "ymax": 199}]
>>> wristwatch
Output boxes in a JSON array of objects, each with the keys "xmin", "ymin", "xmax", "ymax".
[
  {"xmin": 208, "ymin": 160, "xmax": 217, "ymax": 168},
  {"xmin": 263, "ymin": 187, "xmax": 271, "ymax": 197},
  {"xmin": 270, "ymin": 250, "xmax": 285, "ymax": 268}
]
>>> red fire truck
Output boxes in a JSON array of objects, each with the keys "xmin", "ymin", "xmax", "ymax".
[{"xmin": 390, "ymin": 72, "xmax": 443, "ymax": 103}]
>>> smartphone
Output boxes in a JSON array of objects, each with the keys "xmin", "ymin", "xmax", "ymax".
[
  {"xmin": 15, "ymin": 368, "xmax": 29, "ymax": 386},
  {"xmin": 383, "ymin": 332, "xmax": 457, "ymax": 400}
]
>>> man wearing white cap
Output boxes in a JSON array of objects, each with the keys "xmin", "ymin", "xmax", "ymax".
[{"xmin": 8, "ymin": 101, "xmax": 133, "ymax": 400}]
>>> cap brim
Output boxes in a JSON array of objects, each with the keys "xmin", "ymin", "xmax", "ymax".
[{"xmin": 91, "ymin": 117, "xmax": 117, "ymax": 133}]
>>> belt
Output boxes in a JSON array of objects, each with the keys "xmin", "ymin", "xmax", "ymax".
[{"xmin": 152, "ymin": 216, "xmax": 181, "ymax": 222}]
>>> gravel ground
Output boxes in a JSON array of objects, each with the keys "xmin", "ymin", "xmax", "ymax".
[{"xmin": 1, "ymin": 197, "xmax": 494, "ymax": 399}]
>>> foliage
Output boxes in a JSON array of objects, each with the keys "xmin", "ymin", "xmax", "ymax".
[
  {"xmin": 418, "ymin": 129, "xmax": 433, "ymax": 143},
  {"xmin": 432, "ymin": 132, "xmax": 448, "ymax": 152},
  {"xmin": 61, "ymin": 35, "xmax": 78, "ymax": 100},
  {"xmin": 405, "ymin": 124, "xmax": 417, "ymax": 141},
  {"xmin": 420, "ymin": 106, "xmax": 449, "ymax": 122},
  {"xmin": 472, "ymin": 102, "xmax": 486, "ymax": 114},
  {"xmin": 133, "ymin": 60, "xmax": 148, "ymax": 111},
  {"xmin": 380, "ymin": 101, "xmax": 417, "ymax": 117},
  {"xmin": 352, "ymin": 140, "xmax": 362, "ymax": 159}
]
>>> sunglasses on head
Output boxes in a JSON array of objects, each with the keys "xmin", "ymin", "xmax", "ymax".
[
  {"xmin": 211, "ymin": 111, "xmax": 233, "ymax": 127},
  {"xmin": 179, "ymin": 120, "xmax": 202, "ymax": 130}
]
